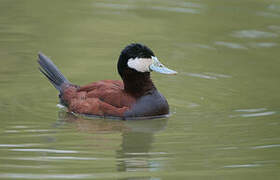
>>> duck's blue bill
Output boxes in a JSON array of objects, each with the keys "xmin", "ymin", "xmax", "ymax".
[{"xmin": 150, "ymin": 57, "xmax": 177, "ymax": 75}]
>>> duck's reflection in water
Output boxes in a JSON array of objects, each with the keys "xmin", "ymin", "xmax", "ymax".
[{"xmin": 57, "ymin": 111, "xmax": 167, "ymax": 180}]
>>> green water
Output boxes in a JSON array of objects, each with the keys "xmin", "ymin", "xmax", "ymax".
[{"xmin": 0, "ymin": 0, "xmax": 280, "ymax": 179}]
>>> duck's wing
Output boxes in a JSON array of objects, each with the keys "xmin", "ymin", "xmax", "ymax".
[
  {"xmin": 62, "ymin": 80, "xmax": 135, "ymax": 117},
  {"xmin": 77, "ymin": 80, "xmax": 135, "ymax": 108},
  {"xmin": 67, "ymin": 97, "xmax": 129, "ymax": 117}
]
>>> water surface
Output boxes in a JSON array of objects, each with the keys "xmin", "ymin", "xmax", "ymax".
[{"xmin": 0, "ymin": 0, "xmax": 280, "ymax": 179}]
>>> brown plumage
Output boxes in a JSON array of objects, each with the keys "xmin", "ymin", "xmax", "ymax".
[{"xmin": 62, "ymin": 80, "xmax": 136, "ymax": 116}]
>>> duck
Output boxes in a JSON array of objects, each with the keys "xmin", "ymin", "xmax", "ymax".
[{"xmin": 38, "ymin": 43, "xmax": 177, "ymax": 119}]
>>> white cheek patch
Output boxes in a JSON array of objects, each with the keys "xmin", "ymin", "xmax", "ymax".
[{"xmin": 127, "ymin": 58, "xmax": 153, "ymax": 72}]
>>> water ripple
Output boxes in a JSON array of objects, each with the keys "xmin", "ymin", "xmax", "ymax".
[
  {"xmin": 170, "ymin": 2, "xmax": 205, "ymax": 9},
  {"xmin": 252, "ymin": 144, "xmax": 280, "ymax": 149},
  {"xmin": 215, "ymin": 41, "xmax": 247, "ymax": 49},
  {"xmin": 181, "ymin": 2, "xmax": 204, "ymax": 8},
  {"xmin": 268, "ymin": 25, "xmax": 280, "ymax": 31},
  {"xmin": 232, "ymin": 30, "xmax": 278, "ymax": 38},
  {"xmin": 4, "ymin": 129, "xmax": 52, "ymax": 133},
  {"xmin": 257, "ymin": 12, "xmax": 280, "ymax": 18},
  {"xmin": 10, "ymin": 148, "xmax": 78, "ymax": 154},
  {"xmin": 0, "ymin": 164, "xmax": 52, "ymax": 169},
  {"xmin": 0, "ymin": 173, "xmax": 92, "ymax": 179},
  {"xmin": 218, "ymin": 147, "xmax": 238, "ymax": 150},
  {"xmin": 234, "ymin": 108, "xmax": 267, "ymax": 113},
  {"xmin": 10, "ymin": 156, "xmax": 103, "ymax": 161},
  {"xmin": 249, "ymin": 42, "xmax": 278, "ymax": 48},
  {"xmin": 195, "ymin": 44, "xmax": 216, "ymax": 50},
  {"xmin": 240, "ymin": 111, "xmax": 276, "ymax": 117},
  {"xmin": 0, "ymin": 144, "xmax": 38, "ymax": 148},
  {"xmin": 24, "ymin": 129, "xmax": 51, "ymax": 132},
  {"xmin": 183, "ymin": 73, "xmax": 217, "ymax": 80},
  {"xmin": 124, "ymin": 152, "xmax": 168, "ymax": 155},
  {"xmin": 94, "ymin": 3, "xmax": 134, "ymax": 10},
  {"xmin": 183, "ymin": 72, "xmax": 232, "ymax": 79},
  {"xmin": 150, "ymin": 6, "xmax": 200, "ymax": 14},
  {"xmin": 204, "ymin": 72, "xmax": 232, "ymax": 78},
  {"xmin": 9, "ymin": 125, "xmax": 28, "ymax": 129},
  {"xmin": 231, "ymin": 108, "xmax": 277, "ymax": 118},
  {"xmin": 268, "ymin": 4, "xmax": 280, "ymax": 12},
  {"xmin": 4, "ymin": 130, "xmax": 20, "ymax": 133},
  {"xmin": 224, "ymin": 164, "xmax": 260, "ymax": 168}
]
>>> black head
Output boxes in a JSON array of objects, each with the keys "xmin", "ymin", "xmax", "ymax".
[{"xmin": 117, "ymin": 43, "xmax": 155, "ymax": 78}]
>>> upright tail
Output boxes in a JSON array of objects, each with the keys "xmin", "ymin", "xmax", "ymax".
[{"xmin": 38, "ymin": 53, "xmax": 70, "ymax": 92}]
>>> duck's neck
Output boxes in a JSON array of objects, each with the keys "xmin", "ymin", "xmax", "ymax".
[{"xmin": 122, "ymin": 71, "xmax": 155, "ymax": 98}]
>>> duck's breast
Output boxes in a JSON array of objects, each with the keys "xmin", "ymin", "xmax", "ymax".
[{"xmin": 124, "ymin": 89, "xmax": 169, "ymax": 118}]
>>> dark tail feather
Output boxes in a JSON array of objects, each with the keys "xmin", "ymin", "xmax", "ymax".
[{"xmin": 38, "ymin": 53, "xmax": 70, "ymax": 92}]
